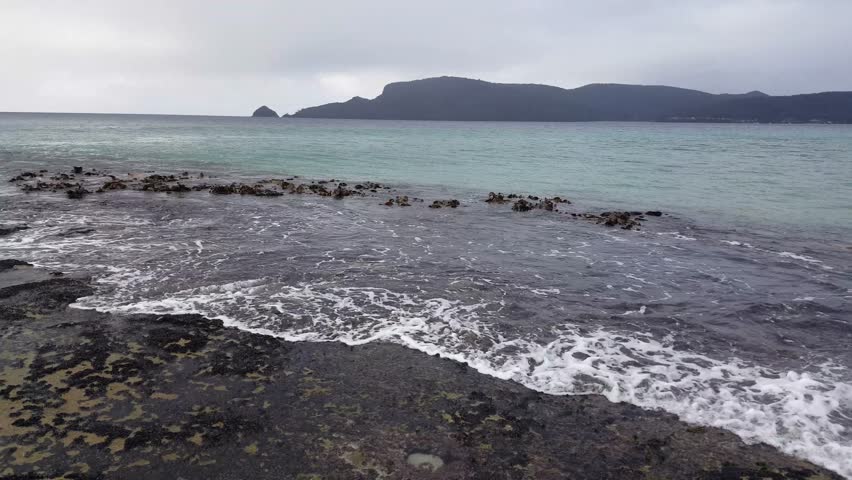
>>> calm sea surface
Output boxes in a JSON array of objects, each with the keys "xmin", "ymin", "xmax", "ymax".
[{"xmin": 1, "ymin": 113, "xmax": 851, "ymax": 476}]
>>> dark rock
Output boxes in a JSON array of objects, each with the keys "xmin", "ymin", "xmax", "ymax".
[
  {"xmin": 97, "ymin": 180, "xmax": 128, "ymax": 192},
  {"xmin": 57, "ymin": 227, "xmax": 95, "ymax": 237},
  {"xmin": 8, "ymin": 172, "xmax": 37, "ymax": 182},
  {"xmin": 645, "ymin": 210, "xmax": 663, "ymax": 216},
  {"xmin": 332, "ymin": 187, "xmax": 355, "ymax": 199},
  {"xmin": 210, "ymin": 184, "xmax": 236, "ymax": 195},
  {"xmin": 238, "ymin": 184, "xmax": 259, "ymax": 195},
  {"xmin": 512, "ymin": 199, "xmax": 535, "ymax": 212},
  {"xmin": 429, "ymin": 199, "xmax": 460, "ymax": 209},
  {"xmin": 0, "ymin": 259, "xmax": 31, "ymax": 271},
  {"xmin": 0, "ymin": 225, "xmax": 28, "ymax": 237},
  {"xmin": 73, "ymin": 166, "xmax": 83, "ymax": 174},
  {"xmin": 309, "ymin": 184, "xmax": 331, "ymax": 196},
  {"xmin": 143, "ymin": 174, "xmax": 178, "ymax": 183},
  {"xmin": 252, "ymin": 188, "xmax": 284, "ymax": 197},
  {"xmin": 511, "ymin": 197, "xmax": 564, "ymax": 213},
  {"xmin": 384, "ymin": 196, "xmax": 412, "ymax": 207},
  {"xmin": 66, "ymin": 186, "xmax": 91, "ymax": 199},
  {"xmin": 486, "ymin": 192, "xmax": 510, "ymax": 204},
  {"xmin": 361, "ymin": 181, "xmax": 386, "ymax": 191},
  {"xmin": 210, "ymin": 183, "xmax": 281, "ymax": 196},
  {"xmin": 595, "ymin": 211, "xmax": 641, "ymax": 230},
  {"xmin": 252, "ymin": 105, "xmax": 279, "ymax": 118}
]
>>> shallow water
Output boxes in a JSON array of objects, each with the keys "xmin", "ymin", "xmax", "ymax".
[{"xmin": 1, "ymin": 114, "xmax": 851, "ymax": 476}]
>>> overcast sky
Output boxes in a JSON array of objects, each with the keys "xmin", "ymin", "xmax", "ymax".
[{"xmin": 2, "ymin": 0, "xmax": 850, "ymax": 115}]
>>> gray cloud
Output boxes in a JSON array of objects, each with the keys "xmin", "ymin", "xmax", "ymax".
[{"xmin": 1, "ymin": 0, "xmax": 850, "ymax": 115}]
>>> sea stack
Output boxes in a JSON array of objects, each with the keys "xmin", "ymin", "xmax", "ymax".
[{"xmin": 252, "ymin": 105, "xmax": 279, "ymax": 118}]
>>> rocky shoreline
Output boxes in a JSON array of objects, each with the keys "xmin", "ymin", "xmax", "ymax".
[
  {"xmin": 7, "ymin": 167, "xmax": 661, "ymax": 231},
  {"xmin": 0, "ymin": 262, "xmax": 841, "ymax": 479}
]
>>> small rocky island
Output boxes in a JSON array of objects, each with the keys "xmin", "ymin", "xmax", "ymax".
[{"xmin": 251, "ymin": 105, "xmax": 278, "ymax": 118}]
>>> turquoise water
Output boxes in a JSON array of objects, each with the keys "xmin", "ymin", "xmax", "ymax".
[{"xmin": 2, "ymin": 113, "xmax": 850, "ymax": 232}]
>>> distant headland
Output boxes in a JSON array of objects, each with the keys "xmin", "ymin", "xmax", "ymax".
[
  {"xmin": 256, "ymin": 76, "xmax": 852, "ymax": 123},
  {"xmin": 252, "ymin": 105, "xmax": 279, "ymax": 118}
]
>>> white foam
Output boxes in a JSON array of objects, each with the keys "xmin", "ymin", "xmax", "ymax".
[
  {"xmin": 657, "ymin": 231, "xmax": 697, "ymax": 241},
  {"xmin": 721, "ymin": 240, "xmax": 754, "ymax": 248},
  {"xmin": 622, "ymin": 305, "xmax": 647, "ymax": 315},
  {"xmin": 777, "ymin": 251, "xmax": 833, "ymax": 270}
]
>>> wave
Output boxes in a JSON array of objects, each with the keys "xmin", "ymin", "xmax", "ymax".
[{"xmin": 71, "ymin": 275, "xmax": 852, "ymax": 478}]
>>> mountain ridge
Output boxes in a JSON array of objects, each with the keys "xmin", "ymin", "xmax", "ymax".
[{"xmin": 282, "ymin": 76, "xmax": 851, "ymax": 123}]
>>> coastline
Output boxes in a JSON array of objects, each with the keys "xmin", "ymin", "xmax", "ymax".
[{"xmin": 0, "ymin": 262, "xmax": 842, "ymax": 479}]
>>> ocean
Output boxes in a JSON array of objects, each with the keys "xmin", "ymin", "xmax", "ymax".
[{"xmin": 1, "ymin": 113, "xmax": 851, "ymax": 476}]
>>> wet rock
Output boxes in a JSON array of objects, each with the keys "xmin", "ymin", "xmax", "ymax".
[
  {"xmin": 486, "ymin": 192, "xmax": 511, "ymax": 204},
  {"xmin": 19, "ymin": 180, "xmax": 72, "ymax": 193},
  {"xmin": 57, "ymin": 227, "xmax": 95, "ymax": 237},
  {"xmin": 97, "ymin": 179, "xmax": 128, "ymax": 192},
  {"xmin": 384, "ymin": 196, "xmax": 411, "ymax": 207},
  {"xmin": 0, "ymin": 224, "xmax": 28, "ymax": 237},
  {"xmin": 143, "ymin": 182, "xmax": 192, "ymax": 193},
  {"xmin": 0, "ymin": 259, "xmax": 31, "ymax": 271},
  {"xmin": 332, "ymin": 186, "xmax": 356, "ymax": 199},
  {"xmin": 210, "ymin": 183, "xmax": 282, "ymax": 196},
  {"xmin": 8, "ymin": 172, "xmax": 37, "ymax": 182},
  {"xmin": 645, "ymin": 210, "xmax": 663, "ymax": 216},
  {"xmin": 362, "ymin": 181, "xmax": 386, "ymax": 190},
  {"xmin": 308, "ymin": 184, "xmax": 331, "ymax": 196},
  {"xmin": 66, "ymin": 186, "xmax": 91, "ymax": 199},
  {"xmin": 512, "ymin": 199, "xmax": 534, "ymax": 212},
  {"xmin": 140, "ymin": 174, "xmax": 180, "ymax": 190},
  {"xmin": 238, "ymin": 184, "xmax": 260, "ymax": 195},
  {"xmin": 429, "ymin": 199, "xmax": 460, "ymax": 209},
  {"xmin": 139, "ymin": 174, "xmax": 192, "ymax": 193},
  {"xmin": 73, "ymin": 166, "xmax": 84, "ymax": 174},
  {"xmin": 210, "ymin": 184, "xmax": 236, "ymax": 195},
  {"xmin": 592, "ymin": 211, "xmax": 642, "ymax": 230},
  {"xmin": 252, "ymin": 187, "xmax": 284, "ymax": 197}
]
